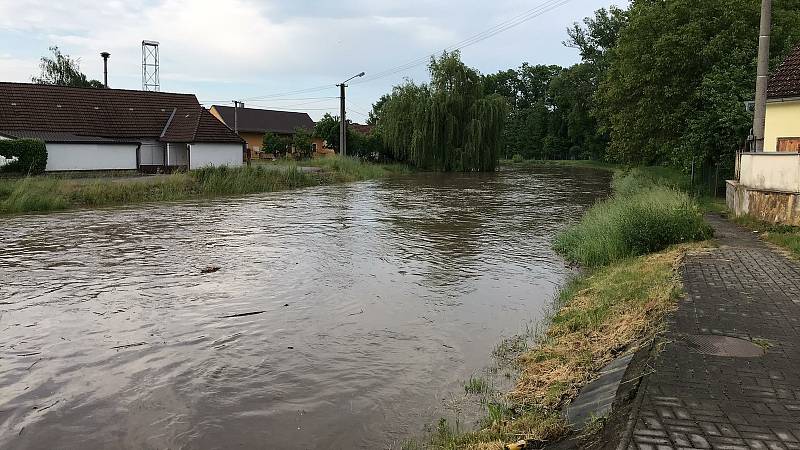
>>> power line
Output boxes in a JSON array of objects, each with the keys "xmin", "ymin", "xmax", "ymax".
[
  {"xmin": 246, "ymin": 98, "xmax": 340, "ymax": 109},
  {"xmin": 200, "ymin": 96, "xmax": 338, "ymax": 104},
  {"xmin": 345, "ymin": 100, "xmax": 369, "ymax": 118},
  {"xmin": 352, "ymin": 0, "xmax": 574, "ymax": 85},
  {"xmin": 242, "ymin": 84, "xmax": 338, "ymax": 101},
  {"xmin": 208, "ymin": 0, "xmax": 574, "ymax": 108}
]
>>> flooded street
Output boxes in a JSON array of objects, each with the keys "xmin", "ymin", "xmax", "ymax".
[{"xmin": 0, "ymin": 166, "xmax": 610, "ymax": 449}]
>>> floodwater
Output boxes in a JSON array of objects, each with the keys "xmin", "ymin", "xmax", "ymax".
[{"xmin": 0, "ymin": 166, "xmax": 610, "ymax": 449}]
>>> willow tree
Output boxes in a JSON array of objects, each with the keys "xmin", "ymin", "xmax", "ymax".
[{"xmin": 380, "ymin": 51, "xmax": 508, "ymax": 172}]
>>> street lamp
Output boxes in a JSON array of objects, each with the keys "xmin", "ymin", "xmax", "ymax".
[{"xmin": 337, "ymin": 72, "xmax": 365, "ymax": 157}]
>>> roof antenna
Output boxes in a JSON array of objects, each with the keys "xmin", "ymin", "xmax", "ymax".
[{"xmin": 100, "ymin": 52, "xmax": 110, "ymax": 88}]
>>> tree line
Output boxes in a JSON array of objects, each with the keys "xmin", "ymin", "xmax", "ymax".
[{"xmin": 364, "ymin": 1, "xmax": 800, "ymax": 172}]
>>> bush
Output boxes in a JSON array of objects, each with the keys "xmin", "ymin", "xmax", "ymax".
[
  {"xmin": 511, "ymin": 153, "xmax": 524, "ymax": 163},
  {"xmin": 0, "ymin": 139, "xmax": 48, "ymax": 174},
  {"xmin": 554, "ymin": 186, "xmax": 712, "ymax": 267}
]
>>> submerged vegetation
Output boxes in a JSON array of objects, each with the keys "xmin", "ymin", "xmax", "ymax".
[{"xmin": 0, "ymin": 156, "xmax": 407, "ymax": 215}]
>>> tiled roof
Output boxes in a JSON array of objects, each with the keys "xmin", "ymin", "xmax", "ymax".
[
  {"xmin": 0, "ymin": 82, "xmax": 242, "ymax": 143},
  {"xmin": 211, "ymin": 105, "xmax": 315, "ymax": 134},
  {"xmin": 0, "ymin": 130, "xmax": 138, "ymax": 144},
  {"xmin": 768, "ymin": 44, "xmax": 800, "ymax": 100},
  {"xmin": 196, "ymin": 109, "xmax": 245, "ymax": 143},
  {"xmin": 350, "ymin": 123, "xmax": 375, "ymax": 135}
]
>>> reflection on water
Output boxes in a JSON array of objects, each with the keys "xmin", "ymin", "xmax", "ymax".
[{"xmin": 0, "ymin": 166, "xmax": 610, "ymax": 449}]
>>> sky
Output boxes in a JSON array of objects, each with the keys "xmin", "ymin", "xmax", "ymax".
[{"xmin": 0, "ymin": 0, "xmax": 624, "ymax": 121}]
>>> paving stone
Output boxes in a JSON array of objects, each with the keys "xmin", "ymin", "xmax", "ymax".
[{"xmin": 619, "ymin": 216, "xmax": 800, "ymax": 449}]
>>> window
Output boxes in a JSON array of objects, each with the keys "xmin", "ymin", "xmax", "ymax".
[
  {"xmin": 312, "ymin": 143, "xmax": 317, "ymax": 151},
  {"xmin": 777, "ymin": 138, "xmax": 800, "ymax": 152}
]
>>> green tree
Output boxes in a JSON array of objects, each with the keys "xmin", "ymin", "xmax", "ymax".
[
  {"xmin": 262, "ymin": 132, "xmax": 290, "ymax": 158},
  {"xmin": 313, "ymin": 113, "xmax": 340, "ymax": 152},
  {"xmin": 380, "ymin": 51, "xmax": 508, "ymax": 171},
  {"xmin": 594, "ymin": 0, "xmax": 800, "ymax": 168},
  {"xmin": 367, "ymin": 94, "xmax": 390, "ymax": 125},
  {"xmin": 292, "ymin": 127, "xmax": 313, "ymax": 159},
  {"xmin": 32, "ymin": 46, "xmax": 104, "ymax": 88},
  {"xmin": 565, "ymin": 6, "xmax": 628, "ymax": 70}
]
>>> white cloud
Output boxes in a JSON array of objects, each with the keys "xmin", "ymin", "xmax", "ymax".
[
  {"xmin": 0, "ymin": 0, "xmax": 625, "ymax": 118},
  {"xmin": 0, "ymin": 55, "xmax": 39, "ymax": 82}
]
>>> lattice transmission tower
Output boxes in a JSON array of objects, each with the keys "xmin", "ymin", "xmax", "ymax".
[{"xmin": 142, "ymin": 40, "xmax": 160, "ymax": 92}]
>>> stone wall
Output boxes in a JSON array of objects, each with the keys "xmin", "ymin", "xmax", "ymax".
[{"xmin": 727, "ymin": 180, "xmax": 800, "ymax": 226}]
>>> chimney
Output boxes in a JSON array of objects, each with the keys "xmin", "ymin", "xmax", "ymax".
[{"xmin": 100, "ymin": 52, "xmax": 110, "ymax": 88}]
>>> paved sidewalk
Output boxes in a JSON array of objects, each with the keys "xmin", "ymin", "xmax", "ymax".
[{"xmin": 624, "ymin": 215, "xmax": 800, "ymax": 450}]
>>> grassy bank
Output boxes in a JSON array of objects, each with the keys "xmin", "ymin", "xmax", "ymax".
[
  {"xmin": 408, "ymin": 165, "xmax": 712, "ymax": 449},
  {"xmin": 501, "ymin": 158, "xmax": 618, "ymax": 172},
  {"xmin": 731, "ymin": 215, "xmax": 800, "ymax": 258},
  {"xmin": 554, "ymin": 169, "xmax": 712, "ymax": 267},
  {"xmin": 0, "ymin": 156, "xmax": 408, "ymax": 215}
]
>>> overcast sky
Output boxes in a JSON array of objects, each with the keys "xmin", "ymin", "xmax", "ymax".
[{"xmin": 0, "ymin": 0, "xmax": 624, "ymax": 121}]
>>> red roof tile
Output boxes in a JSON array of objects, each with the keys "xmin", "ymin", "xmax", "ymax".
[
  {"xmin": 0, "ymin": 82, "xmax": 242, "ymax": 143},
  {"xmin": 768, "ymin": 43, "xmax": 800, "ymax": 100}
]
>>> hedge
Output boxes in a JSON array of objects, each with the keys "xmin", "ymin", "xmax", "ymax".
[{"xmin": 0, "ymin": 139, "xmax": 48, "ymax": 174}]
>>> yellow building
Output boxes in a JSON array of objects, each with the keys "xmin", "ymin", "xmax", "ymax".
[
  {"xmin": 763, "ymin": 45, "xmax": 800, "ymax": 152},
  {"xmin": 209, "ymin": 105, "xmax": 331, "ymax": 158},
  {"xmin": 728, "ymin": 43, "xmax": 800, "ymax": 224}
]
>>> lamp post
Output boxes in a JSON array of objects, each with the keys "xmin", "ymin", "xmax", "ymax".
[{"xmin": 337, "ymin": 72, "xmax": 365, "ymax": 156}]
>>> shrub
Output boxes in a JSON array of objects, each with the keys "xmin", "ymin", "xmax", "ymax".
[
  {"xmin": 511, "ymin": 153, "xmax": 525, "ymax": 163},
  {"xmin": 0, "ymin": 139, "xmax": 48, "ymax": 174},
  {"xmin": 612, "ymin": 167, "xmax": 688, "ymax": 196},
  {"xmin": 554, "ymin": 186, "xmax": 712, "ymax": 267}
]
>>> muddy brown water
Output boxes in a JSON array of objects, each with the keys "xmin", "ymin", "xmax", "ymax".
[{"xmin": 0, "ymin": 166, "xmax": 610, "ymax": 449}]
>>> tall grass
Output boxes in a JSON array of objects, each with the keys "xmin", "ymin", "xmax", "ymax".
[
  {"xmin": 0, "ymin": 160, "xmax": 405, "ymax": 215},
  {"xmin": 0, "ymin": 177, "xmax": 71, "ymax": 213},
  {"xmin": 554, "ymin": 170, "xmax": 712, "ymax": 267}
]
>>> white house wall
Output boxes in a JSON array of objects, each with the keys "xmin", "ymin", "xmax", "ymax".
[
  {"xmin": 45, "ymin": 143, "xmax": 138, "ymax": 171},
  {"xmin": 189, "ymin": 143, "xmax": 243, "ymax": 169}
]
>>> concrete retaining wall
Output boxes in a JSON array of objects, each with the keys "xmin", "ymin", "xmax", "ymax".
[{"xmin": 727, "ymin": 180, "xmax": 800, "ymax": 226}]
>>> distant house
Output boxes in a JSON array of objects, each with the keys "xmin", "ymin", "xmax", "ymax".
[
  {"xmin": 0, "ymin": 82, "xmax": 245, "ymax": 172},
  {"xmin": 728, "ymin": 42, "xmax": 800, "ymax": 225},
  {"xmin": 350, "ymin": 123, "xmax": 375, "ymax": 135},
  {"xmin": 209, "ymin": 105, "xmax": 329, "ymax": 156},
  {"xmin": 764, "ymin": 44, "xmax": 800, "ymax": 152}
]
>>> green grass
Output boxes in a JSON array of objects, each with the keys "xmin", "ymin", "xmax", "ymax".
[
  {"xmin": 732, "ymin": 215, "xmax": 800, "ymax": 257},
  {"xmin": 402, "ymin": 413, "xmax": 569, "ymax": 450},
  {"xmin": 554, "ymin": 169, "xmax": 712, "ymax": 267},
  {"xmin": 0, "ymin": 157, "xmax": 407, "ymax": 215},
  {"xmin": 501, "ymin": 158, "xmax": 618, "ymax": 172},
  {"xmin": 464, "ymin": 377, "xmax": 490, "ymax": 395}
]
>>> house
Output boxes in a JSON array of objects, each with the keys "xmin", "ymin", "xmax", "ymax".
[
  {"xmin": 727, "ymin": 43, "xmax": 800, "ymax": 224},
  {"xmin": 350, "ymin": 123, "xmax": 375, "ymax": 135},
  {"xmin": 764, "ymin": 45, "xmax": 800, "ymax": 152},
  {"xmin": 209, "ymin": 105, "xmax": 329, "ymax": 157},
  {"xmin": 0, "ymin": 82, "xmax": 244, "ymax": 172}
]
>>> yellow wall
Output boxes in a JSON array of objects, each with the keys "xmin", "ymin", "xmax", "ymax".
[
  {"xmin": 240, "ymin": 132, "xmax": 264, "ymax": 151},
  {"xmin": 765, "ymin": 100, "xmax": 800, "ymax": 152}
]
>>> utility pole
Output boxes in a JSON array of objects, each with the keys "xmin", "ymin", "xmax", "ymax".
[
  {"xmin": 339, "ymin": 83, "xmax": 346, "ymax": 156},
  {"xmin": 337, "ymin": 72, "xmax": 365, "ymax": 157},
  {"xmin": 753, "ymin": 0, "xmax": 772, "ymax": 152}
]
